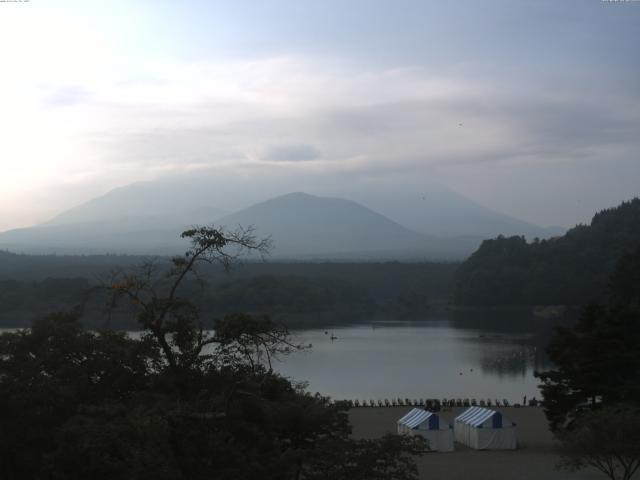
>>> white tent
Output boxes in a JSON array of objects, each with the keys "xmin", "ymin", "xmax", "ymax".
[
  {"xmin": 397, "ymin": 408, "xmax": 454, "ymax": 452},
  {"xmin": 454, "ymin": 406, "xmax": 517, "ymax": 450}
]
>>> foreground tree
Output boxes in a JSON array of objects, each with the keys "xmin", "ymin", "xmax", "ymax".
[
  {"xmin": 536, "ymin": 253, "xmax": 640, "ymax": 480},
  {"xmin": 0, "ymin": 226, "xmax": 426, "ymax": 480},
  {"xmin": 556, "ymin": 405, "xmax": 640, "ymax": 480},
  {"xmin": 0, "ymin": 313, "xmax": 159, "ymax": 479},
  {"xmin": 536, "ymin": 253, "xmax": 640, "ymax": 431},
  {"xmin": 106, "ymin": 225, "xmax": 274, "ymax": 373},
  {"xmin": 301, "ymin": 434, "xmax": 426, "ymax": 480}
]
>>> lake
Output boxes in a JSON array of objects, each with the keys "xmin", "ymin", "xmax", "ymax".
[
  {"xmin": 275, "ymin": 315, "xmax": 555, "ymax": 404},
  {"xmin": 0, "ymin": 312, "xmax": 559, "ymax": 404}
]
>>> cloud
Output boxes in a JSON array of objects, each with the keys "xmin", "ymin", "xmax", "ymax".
[
  {"xmin": 69, "ymin": 56, "xmax": 637, "ymax": 176},
  {"xmin": 262, "ymin": 144, "xmax": 321, "ymax": 162},
  {"xmin": 2, "ymin": 51, "xmax": 638, "ymax": 230},
  {"xmin": 43, "ymin": 85, "xmax": 92, "ymax": 107},
  {"xmin": 74, "ymin": 64, "xmax": 639, "ymax": 194}
]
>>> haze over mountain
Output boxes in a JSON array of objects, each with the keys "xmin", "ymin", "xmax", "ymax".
[
  {"xmin": 44, "ymin": 180, "xmax": 229, "ymax": 227},
  {"xmin": 332, "ymin": 182, "xmax": 564, "ymax": 239},
  {"xmin": 216, "ymin": 192, "xmax": 467, "ymax": 259},
  {"xmin": 0, "ymin": 192, "xmax": 465, "ymax": 258},
  {"xmin": 0, "ymin": 177, "xmax": 563, "ymax": 258}
]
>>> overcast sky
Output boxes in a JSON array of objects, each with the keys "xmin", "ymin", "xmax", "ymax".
[{"xmin": 0, "ymin": 0, "xmax": 638, "ymax": 231}]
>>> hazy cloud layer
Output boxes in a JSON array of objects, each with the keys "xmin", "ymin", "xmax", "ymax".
[
  {"xmin": 263, "ymin": 144, "xmax": 321, "ymax": 162},
  {"xmin": 43, "ymin": 85, "xmax": 92, "ymax": 107},
  {"xmin": 0, "ymin": 1, "xmax": 638, "ymax": 231}
]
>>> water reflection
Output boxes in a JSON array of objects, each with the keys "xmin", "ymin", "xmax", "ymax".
[
  {"xmin": 477, "ymin": 345, "xmax": 539, "ymax": 378},
  {"xmin": 0, "ymin": 312, "xmax": 563, "ymax": 402},
  {"xmin": 448, "ymin": 309, "xmax": 557, "ymax": 378},
  {"xmin": 276, "ymin": 312, "xmax": 561, "ymax": 401}
]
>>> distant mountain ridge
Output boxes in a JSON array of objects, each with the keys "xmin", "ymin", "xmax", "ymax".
[
  {"xmin": 340, "ymin": 183, "xmax": 564, "ymax": 239},
  {"xmin": 216, "ymin": 192, "xmax": 442, "ymax": 259},
  {"xmin": 39, "ymin": 174, "xmax": 562, "ymax": 238},
  {"xmin": 0, "ymin": 192, "xmax": 471, "ymax": 258},
  {"xmin": 0, "ymin": 176, "xmax": 563, "ymax": 259},
  {"xmin": 43, "ymin": 181, "xmax": 229, "ymax": 226},
  {"xmin": 454, "ymin": 198, "xmax": 640, "ymax": 306}
]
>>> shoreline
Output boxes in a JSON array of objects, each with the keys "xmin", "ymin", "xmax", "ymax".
[{"xmin": 348, "ymin": 406, "xmax": 607, "ymax": 480}]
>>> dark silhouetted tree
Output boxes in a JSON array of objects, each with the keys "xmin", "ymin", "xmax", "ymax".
[
  {"xmin": 0, "ymin": 226, "xmax": 426, "ymax": 480},
  {"xmin": 536, "ymin": 253, "xmax": 640, "ymax": 432},
  {"xmin": 557, "ymin": 405, "xmax": 640, "ymax": 480}
]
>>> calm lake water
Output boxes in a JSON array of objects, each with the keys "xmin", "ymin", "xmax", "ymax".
[
  {"xmin": 0, "ymin": 313, "xmax": 559, "ymax": 404},
  {"xmin": 276, "ymin": 316, "xmax": 555, "ymax": 403}
]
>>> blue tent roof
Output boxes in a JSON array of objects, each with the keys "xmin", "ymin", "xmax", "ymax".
[
  {"xmin": 455, "ymin": 406, "xmax": 510, "ymax": 428},
  {"xmin": 397, "ymin": 408, "xmax": 442, "ymax": 430}
]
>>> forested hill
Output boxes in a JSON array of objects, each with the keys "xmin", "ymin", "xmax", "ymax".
[
  {"xmin": 454, "ymin": 198, "xmax": 640, "ymax": 306},
  {"xmin": 0, "ymin": 255, "xmax": 457, "ymax": 329}
]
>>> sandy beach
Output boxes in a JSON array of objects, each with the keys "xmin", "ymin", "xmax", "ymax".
[{"xmin": 348, "ymin": 406, "xmax": 617, "ymax": 480}]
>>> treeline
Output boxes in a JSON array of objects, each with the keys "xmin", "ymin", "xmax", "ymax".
[
  {"xmin": 455, "ymin": 198, "xmax": 640, "ymax": 306},
  {"xmin": 0, "ymin": 250, "xmax": 143, "ymax": 280},
  {"xmin": 0, "ymin": 278, "xmax": 90, "ymax": 327},
  {"xmin": 0, "ymin": 260, "xmax": 458, "ymax": 329},
  {"xmin": 0, "ymin": 227, "xmax": 427, "ymax": 479}
]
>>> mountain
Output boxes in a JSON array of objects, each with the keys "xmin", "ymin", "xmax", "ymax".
[
  {"xmin": 44, "ymin": 181, "xmax": 228, "ymax": 227},
  {"xmin": 215, "ymin": 192, "xmax": 468, "ymax": 259},
  {"xmin": 0, "ymin": 180, "xmax": 230, "ymax": 254},
  {"xmin": 454, "ymin": 198, "xmax": 640, "ymax": 306},
  {"xmin": 337, "ymin": 182, "xmax": 564, "ymax": 239},
  {"xmin": 0, "ymin": 192, "xmax": 468, "ymax": 259},
  {"xmin": 42, "ymin": 173, "xmax": 561, "ymax": 237},
  {"xmin": 0, "ymin": 215, "xmax": 195, "ymax": 255},
  {"xmin": 0, "ymin": 172, "xmax": 563, "ymax": 258}
]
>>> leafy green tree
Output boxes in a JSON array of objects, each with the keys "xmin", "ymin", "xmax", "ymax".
[
  {"xmin": 536, "ymin": 253, "xmax": 640, "ymax": 432},
  {"xmin": 47, "ymin": 403, "xmax": 180, "ymax": 480},
  {"xmin": 536, "ymin": 304, "xmax": 640, "ymax": 431},
  {"xmin": 0, "ymin": 226, "xmax": 425, "ymax": 480},
  {"xmin": 106, "ymin": 225, "xmax": 273, "ymax": 375},
  {"xmin": 455, "ymin": 198, "xmax": 640, "ymax": 306},
  {"xmin": 557, "ymin": 405, "xmax": 640, "ymax": 480},
  {"xmin": 609, "ymin": 252, "xmax": 640, "ymax": 312},
  {"xmin": 301, "ymin": 434, "xmax": 427, "ymax": 480},
  {"xmin": 0, "ymin": 313, "xmax": 158, "ymax": 479}
]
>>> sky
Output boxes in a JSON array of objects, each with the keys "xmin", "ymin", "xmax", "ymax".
[{"xmin": 0, "ymin": 0, "xmax": 638, "ymax": 232}]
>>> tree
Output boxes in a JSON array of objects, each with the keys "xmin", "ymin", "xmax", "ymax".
[
  {"xmin": 0, "ymin": 225, "xmax": 426, "ymax": 479},
  {"xmin": 608, "ymin": 252, "xmax": 640, "ymax": 312},
  {"xmin": 106, "ymin": 225, "xmax": 273, "ymax": 375},
  {"xmin": 556, "ymin": 405, "xmax": 640, "ymax": 480},
  {"xmin": 455, "ymin": 198, "xmax": 640, "ymax": 307},
  {"xmin": 301, "ymin": 434, "xmax": 427, "ymax": 480},
  {"xmin": 536, "ymin": 253, "xmax": 640, "ymax": 432},
  {"xmin": 0, "ymin": 312, "xmax": 158, "ymax": 479}
]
